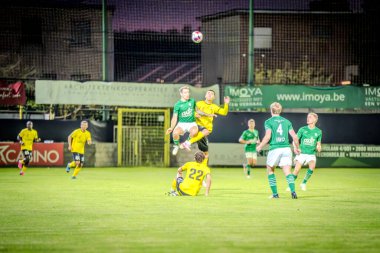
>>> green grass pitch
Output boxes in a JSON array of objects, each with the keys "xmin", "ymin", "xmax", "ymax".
[{"xmin": 1, "ymin": 167, "xmax": 379, "ymax": 253}]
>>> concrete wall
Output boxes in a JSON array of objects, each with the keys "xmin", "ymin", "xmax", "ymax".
[
  {"xmin": 63, "ymin": 142, "xmax": 116, "ymax": 167},
  {"xmin": 94, "ymin": 142, "xmax": 117, "ymax": 167}
]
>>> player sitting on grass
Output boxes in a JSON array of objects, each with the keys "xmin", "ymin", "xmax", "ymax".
[{"xmin": 167, "ymin": 151, "xmax": 211, "ymax": 196}]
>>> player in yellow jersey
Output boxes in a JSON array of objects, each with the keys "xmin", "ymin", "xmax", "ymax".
[
  {"xmin": 66, "ymin": 120, "xmax": 92, "ymax": 179},
  {"xmin": 181, "ymin": 90, "xmax": 229, "ymax": 163},
  {"xmin": 17, "ymin": 121, "xmax": 41, "ymax": 176},
  {"xmin": 167, "ymin": 151, "xmax": 211, "ymax": 196}
]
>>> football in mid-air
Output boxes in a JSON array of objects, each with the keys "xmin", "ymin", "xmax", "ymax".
[{"xmin": 192, "ymin": 31, "xmax": 203, "ymax": 43}]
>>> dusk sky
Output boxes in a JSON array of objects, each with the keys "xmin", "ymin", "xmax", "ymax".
[
  {"xmin": 8, "ymin": 0, "xmax": 363, "ymax": 31},
  {"xmin": 54, "ymin": 0, "xmax": 361, "ymax": 31},
  {"xmin": 103, "ymin": 0, "xmax": 363, "ymax": 31}
]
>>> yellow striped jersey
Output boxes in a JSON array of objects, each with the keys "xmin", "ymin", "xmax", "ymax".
[
  {"xmin": 196, "ymin": 100, "xmax": 228, "ymax": 132},
  {"xmin": 70, "ymin": 129, "xmax": 91, "ymax": 154},
  {"xmin": 18, "ymin": 128, "xmax": 39, "ymax": 150},
  {"xmin": 179, "ymin": 161, "xmax": 211, "ymax": 196}
]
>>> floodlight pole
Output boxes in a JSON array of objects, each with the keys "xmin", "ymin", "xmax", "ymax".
[
  {"xmin": 102, "ymin": 0, "xmax": 109, "ymax": 120},
  {"xmin": 247, "ymin": 0, "xmax": 254, "ymax": 86}
]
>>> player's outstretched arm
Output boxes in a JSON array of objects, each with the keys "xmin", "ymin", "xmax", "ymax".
[
  {"xmin": 256, "ymin": 129, "xmax": 271, "ymax": 152},
  {"xmin": 176, "ymin": 166, "xmax": 183, "ymax": 178},
  {"xmin": 316, "ymin": 141, "xmax": 322, "ymax": 152},
  {"xmin": 239, "ymin": 137, "xmax": 252, "ymax": 144},
  {"xmin": 17, "ymin": 135, "xmax": 24, "ymax": 145},
  {"xmin": 166, "ymin": 113, "xmax": 178, "ymax": 135},
  {"xmin": 216, "ymin": 96, "xmax": 230, "ymax": 116},
  {"xmin": 289, "ymin": 129, "xmax": 300, "ymax": 154},
  {"xmin": 196, "ymin": 109, "xmax": 216, "ymax": 118},
  {"xmin": 67, "ymin": 135, "xmax": 72, "ymax": 151}
]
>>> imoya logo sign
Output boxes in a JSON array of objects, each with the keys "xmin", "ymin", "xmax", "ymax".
[
  {"xmin": 0, "ymin": 143, "xmax": 64, "ymax": 166},
  {"xmin": 365, "ymin": 87, "xmax": 380, "ymax": 97},
  {"xmin": 228, "ymin": 87, "xmax": 263, "ymax": 98}
]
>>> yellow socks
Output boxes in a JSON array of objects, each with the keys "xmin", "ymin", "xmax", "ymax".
[
  {"xmin": 171, "ymin": 178, "xmax": 177, "ymax": 191},
  {"xmin": 190, "ymin": 131, "xmax": 205, "ymax": 144},
  {"xmin": 73, "ymin": 166, "xmax": 81, "ymax": 177}
]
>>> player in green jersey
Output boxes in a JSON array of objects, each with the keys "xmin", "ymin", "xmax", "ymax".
[
  {"xmin": 239, "ymin": 119, "xmax": 260, "ymax": 179},
  {"xmin": 166, "ymin": 86, "xmax": 198, "ymax": 155},
  {"xmin": 291, "ymin": 113, "xmax": 322, "ymax": 191},
  {"xmin": 256, "ymin": 102, "xmax": 300, "ymax": 199}
]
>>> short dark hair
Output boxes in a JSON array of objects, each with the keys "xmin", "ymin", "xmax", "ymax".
[{"xmin": 194, "ymin": 151, "xmax": 206, "ymax": 163}]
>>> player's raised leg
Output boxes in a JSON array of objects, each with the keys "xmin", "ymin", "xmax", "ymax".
[
  {"xmin": 301, "ymin": 160, "xmax": 316, "ymax": 191},
  {"xmin": 292, "ymin": 157, "xmax": 303, "ymax": 181},
  {"xmin": 66, "ymin": 161, "xmax": 76, "ymax": 173},
  {"xmin": 181, "ymin": 125, "xmax": 199, "ymax": 151},
  {"xmin": 19, "ymin": 151, "xmax": 31, "ymax": 176},
  {"xmin": 171, "ymin": 126, "xmax": 184, "ymax": 155},
  {"xmin": 188, "ymin": 129, "xmax": 207, "ymax": 145},
  {"xmin": 18, "ymin": 157, "xmax": 25, "ymax": 175}
]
